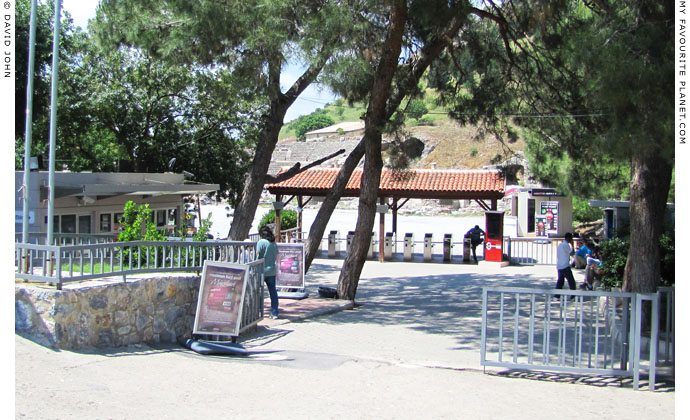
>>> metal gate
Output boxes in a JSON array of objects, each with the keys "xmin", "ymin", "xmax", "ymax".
[{"xmin": 480, "ymin": 286, "xmax": 674, "ymax": 391}]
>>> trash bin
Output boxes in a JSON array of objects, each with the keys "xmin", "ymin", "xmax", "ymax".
[
  {"xmin": 384, "ymin": 232, "xmax": 394, "ymax": 260},
  {"xmin": 463, "ymin": 234, "xmax": 472, "ymax": 263},
  {"xmin": 443, "ymin": 233, "xmax": 453, "ymax": 262},
  {"xmin": 328, "ymin": 230, "xmax": 340, "ymax": 258},
  {"xmin": 346, "ymin": 231, "xmax": 355, "ymax": 255},
  {"xmin": 403, "ymin": 233, "xmax": 414, "ymax": 261},
  {"xmin": 424, "ymin": 233, "xmax": 433, "ymax": 262}
]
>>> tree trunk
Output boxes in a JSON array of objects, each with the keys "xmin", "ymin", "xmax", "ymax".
[
  {"xmin": 622, "ymin": 150, "xmax": 672, "ymax": 293},
  {"xmin": 304, "ymin": 138, "xmax": 365, "ymax": 272},
  {"xmin": 336, "ymin": 1, "xmax": 407, "ymax": 301},
  {"xmin": 227, "ymin": 58, "xmax": 326, "ymax": 240},
  {"xmin": 228, "ymin": 110, "xmax": 286, "ymax": 240}
]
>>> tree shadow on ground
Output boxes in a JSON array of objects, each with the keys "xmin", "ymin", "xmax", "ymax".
[{"xmin": 301, "ymin": 271, "xmax": 556, "ymax": 353}]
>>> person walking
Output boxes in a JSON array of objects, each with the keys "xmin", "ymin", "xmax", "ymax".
[
  {"xmin": 466, "ymin": 225, "xmax": 485, "ymax": 264},
  {"xmin": 256, "ymin": 226, "xmax": 279, "ymax": 319},
  {"xmin": 556, "ymin": 232, "xmax": 577, "ymax": 292}
]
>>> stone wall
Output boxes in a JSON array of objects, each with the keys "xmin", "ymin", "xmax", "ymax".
[{"xmin": 15, "ymin": 275, "xmax": 201, "ymax": 350}]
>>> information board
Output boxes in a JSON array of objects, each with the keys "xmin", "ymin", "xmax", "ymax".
[
  {"xmin": 275, "ymin": 243, "xmax": 305, "ymax": 289},
  {"xmin": 193, "ymin": 261, "xmax": 249, "ymax": 337}
]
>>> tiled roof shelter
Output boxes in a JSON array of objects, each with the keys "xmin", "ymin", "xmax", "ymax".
[
  {"xmin": 266, "ymin": 168, "xmax": 505, "ymax": 248},
  {"xmin": 267, "ymin": 167, "xmax": 505, "ymax": 203}
]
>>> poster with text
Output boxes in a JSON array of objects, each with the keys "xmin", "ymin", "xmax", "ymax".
[
  {"xmin": 193, "ymin": 262, "xmax": 248, "ymax": 337},
  {"xmin": 539, "ymin": 201, "xmax": 560, "ymax": 236},
  {"xmin": 275, "ymin": 243, "xmax": 305, "ymax": 289}
]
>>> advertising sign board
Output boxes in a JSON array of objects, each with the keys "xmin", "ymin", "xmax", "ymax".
[
  {"xmin": 539, "ymin": 201, "xmax": 560, "ymax": 236},
  {"xmin": 193, "ymin": 262, "xmax": 249, "ymax": 337},
  {"xmin": 275, "ymin": 243, "xmax": 305, "ymax": 289}
]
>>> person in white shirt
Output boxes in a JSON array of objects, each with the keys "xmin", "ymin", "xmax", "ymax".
[{"xmin": 556, "ymin": 232, "xmax": 576, "ymax": 291}]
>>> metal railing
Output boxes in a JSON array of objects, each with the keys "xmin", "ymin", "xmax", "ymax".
[
  {"xmin": 503, "ymin": 237, "xmax": 559, "ymax": 265},
  {"xmin": 480, "ymin": 286, "xmax": 673, "ymax": 391},
  {"xmin": 15, "ymin": 232, "xmax": 118, "ymax": 245},
  {"xmin": 15, "ymin": 240, "xmax": 257, "ymax": 289}
]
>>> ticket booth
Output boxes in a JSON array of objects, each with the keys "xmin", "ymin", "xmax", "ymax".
[{"xmin": 484, "ymin": 211, "xmax": 504, "ymax": 262}]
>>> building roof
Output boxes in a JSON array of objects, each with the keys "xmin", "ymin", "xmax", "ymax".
[
  {"xmin": 267, "ymin": 168, "xmax": 505, "ymax": 200},
  {"xmin": 305, "ymin": 121, "xmax": 365, "ymax": 136}
]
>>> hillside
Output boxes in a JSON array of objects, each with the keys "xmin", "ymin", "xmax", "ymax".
[{"xmin": 278, "ymin": 97, "xmax": 527, "ymax": 172}]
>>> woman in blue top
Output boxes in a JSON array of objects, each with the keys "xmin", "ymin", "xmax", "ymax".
[{"xmin": 256, "ymin": 226, "xmax": 279, "ymax": 319}]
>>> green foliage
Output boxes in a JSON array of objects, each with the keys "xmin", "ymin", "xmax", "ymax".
[
  {"xmin": 258, "ymin": 209, "xmax": 298, "ymax": 231},
  {"xmin": 469, "ymin": 147, "xmax": 478, "ymax": 157},
  {"xmin": 291, "ymin": 113, "xmax": 336, "ymax": 141},
  {"xmin": 572, "ymin": 197, "xmax": 603, "ymax": 224},
  {"xmin": 597, "ymin": 229, "xmax": 674, "ymax": 290},
  {"xmin": 117, "ymin": 201, "xmax": 164, "ymax": 242},
  {"xmin": 659, "ymin": 230, "xmax": 675, "ymax": 287},
  {"xmin": 193, "ymin": 215, "xmax": 213, "ymax": 242},
  {"xmin": 405, "ymin": 99, "xmax": 429, "ymax": 120},
  {"xmin": 598, "ymin": 237, "xmax": 629, "ymax": 290}
]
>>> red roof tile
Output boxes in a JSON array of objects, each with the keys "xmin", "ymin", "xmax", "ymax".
[{"xmin": 267, "ymin": 168, "xmax": 504, "ymax": 200}]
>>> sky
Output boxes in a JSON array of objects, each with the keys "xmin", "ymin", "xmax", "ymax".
[{"xmin": 61, "ymin": 0, "xmax": 338, "ymax": 122}]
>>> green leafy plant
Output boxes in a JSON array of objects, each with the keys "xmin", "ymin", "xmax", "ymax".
[
  {"xmin": 598, "ymin": 237, "xmax": 629, "ymax": 290},
  {"xmin": 116, "ymin": 201, "xmax": 165, "ymax": 265},
  {"xmin": 572, "ymin": 197, "xmax": 603, "ymax": 224},
  {"xmin": 258, "ymin": 209, "xmax": 298, "ymax": 231},
  {"xmin": 193, "ymin": 214, "xmax": 213, "ymax": 242},
  {"xmin": 117, "ymin": 201, "xmax": 164, "ymax": 242}
]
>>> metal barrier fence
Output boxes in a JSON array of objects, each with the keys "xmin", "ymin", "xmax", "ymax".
[
  {"xmin": 15, "ymin": 240, "xmax": 257, "ymax": 289},
  {"xmin": 503, "ymin": 237, "xmax": 559, "ymax": 265},
  {"xmin": 481, "ymin": 286, "xmax": 673, "ymax": 391}
]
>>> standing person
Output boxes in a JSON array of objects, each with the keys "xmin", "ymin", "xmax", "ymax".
[
  {"xmin": 556, "ymin": 232, "xmax": 577, "ymax": 292},
  {"xmin": 256, "ymin": 226, "xmax": 279, "ymax": 319},
  {"xmin": 466, "ymin": 225, "xmax": 485, "ymax": 264}
]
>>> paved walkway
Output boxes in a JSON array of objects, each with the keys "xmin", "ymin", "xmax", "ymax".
[{"xmin": 15, "ymin": 258, "xmax": 675, "ymax": 419}]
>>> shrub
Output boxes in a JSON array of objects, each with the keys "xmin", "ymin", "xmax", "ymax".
[
  {"xmin": 598, "ymin": 230, "xmax": 675, "ymax": 290},
  {"xmin": 258, "ymin": 209, "xmax": 298, "ymax": 231},
  {"xmin": 572, "ymin": 197, "xmax": 603, "ymax": 224},
  {"xmin": 599, "ymin": 237, "xmax": 628, "ymax": 290},
  {"xmin": 406, "ymin": 99, "xmax": 429, "ymax": 120}
]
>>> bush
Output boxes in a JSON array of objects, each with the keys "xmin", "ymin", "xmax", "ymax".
[
  {"xmin": 258, "ymin": 209, "xmax": 298, "ymax": 231},
  {"xmin": 599, "ymin": 237, "xmax": 628, "ymax": 290},
  {"xmin": 572, "ymin": 197, "xmax": 603, "ymax": 224},
  {"xmin": 406, "ymin": 99, "xmax": 428, "ymax": 120},
  {"xmin": 598, "ymin": 230, "xmax": 675, "ymax": 290}
]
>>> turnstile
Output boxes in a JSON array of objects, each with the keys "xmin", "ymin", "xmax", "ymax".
[
  {"xmin": 424, "ymin": 233, "xmax": 433, "ymax": 262},
  {"xmin": 384, "ymin": 232, "xmax": 394, "ymax": 260},
  {"xmin": 368, "ymin": 232, "xmax": 375, "ymax": 259},
  {"xmin": 443, "ymin": 233, "xmax": 453, "ymax": 262},
  {"xmin": 403, "ymin": 233, "xmax": 414, "ymax": 261},
  {"xmin": 346, "ymin": 231, "xmax": 355, "ymax": 255},
  {"xmin": 328, "ymin": 230, "xmax": 340, "ymax": 258}
]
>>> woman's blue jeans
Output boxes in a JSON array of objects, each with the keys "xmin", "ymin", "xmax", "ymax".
[{"xmin": 264, "ymin": 275, "xmax": 279, "ymax": 317}]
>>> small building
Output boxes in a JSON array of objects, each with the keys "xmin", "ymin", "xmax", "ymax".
[
  {"xmin": 588, "ymin": 199, "xmax": 675, "ymax": 239},
  {"xmin": 15, "ymin": 171, "xmax": 219, "ymax": 238},
  {"xmin": 507, "ymin": 187, "xmax": 573, "ymax": 237},
  {"xmin": 304, "ymin": 121, "xmax": 365, "ymax": 141}
]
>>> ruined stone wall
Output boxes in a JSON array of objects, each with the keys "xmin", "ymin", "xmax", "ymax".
[{"xmin": 15, "ymin": 275, "xmax": 201, "ymax": 350}]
